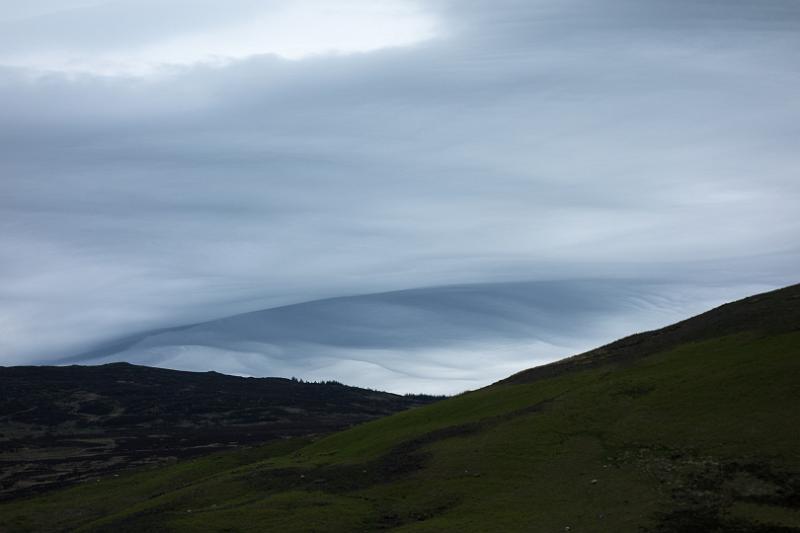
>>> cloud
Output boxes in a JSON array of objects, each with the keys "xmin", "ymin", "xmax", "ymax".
[
  {"xmin": 60, "ymin": 280, "xmax": 774, "ymax": 394},
  {"xmin": 0, "ymin": 0, "xmax": 438, "ymax": 75},
  {"xmin": 0, "ymin": 0, "xmax": 798, "ymax": 390}
]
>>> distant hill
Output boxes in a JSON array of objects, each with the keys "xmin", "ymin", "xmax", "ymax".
[
  {"xmin": 1, "ymin": 283, "xmax": 798, "ymax": 532},
  {"xmin": 0, "ymin": 363, "xmax": 438, "ymax": 501}
]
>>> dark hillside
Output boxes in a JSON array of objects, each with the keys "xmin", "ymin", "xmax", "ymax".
[{"xmin": 0, "ymin": 363, "xmax": 437, "ymax": 501}]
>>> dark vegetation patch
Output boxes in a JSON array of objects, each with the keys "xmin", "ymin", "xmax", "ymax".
[
  {"xmin": 369, "ymin": 495, "xmax": 462, "ymax": 530},
  {"xmin": 635, "ymin": 453, "xmax": 800, "ymax": 532},
  {"xmin": 613, "ymin": 381, "xmax": 656, "ymax": 398},
  {"xmin": 0, "ymin": 363, "xmax": 441, "ymax": 501},
  {"xmin": 649, "ymin": 507, "xmax": 799, "ymax": 533}
]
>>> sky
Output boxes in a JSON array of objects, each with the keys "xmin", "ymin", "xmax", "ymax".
[{"xmin": 1, "ymin": 0, "xmax": 798, "ymax": 392}]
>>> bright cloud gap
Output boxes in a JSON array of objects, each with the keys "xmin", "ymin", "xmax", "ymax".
[{"xmin": 0, "ymin": 0, "xmax": 439, "ymax": 76}]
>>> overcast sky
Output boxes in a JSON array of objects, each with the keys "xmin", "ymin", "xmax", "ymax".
[{"xmin": 1, "ymin": 0, "xmax": 798, "ymax": 390}]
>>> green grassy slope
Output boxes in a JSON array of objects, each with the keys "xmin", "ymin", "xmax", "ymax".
[{"xmin": 1, "ymin": 284, "xmax": 799, "ymax": 532}]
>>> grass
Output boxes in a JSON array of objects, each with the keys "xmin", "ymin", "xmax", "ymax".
[{"xmin": 1, "ymin": 287, "xmax": 799, "ymax": 532}]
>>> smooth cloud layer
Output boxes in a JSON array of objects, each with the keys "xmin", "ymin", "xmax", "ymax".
[{"xmin": 1, "ymin": 0, "xmax": 798, "ymax": 391}]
